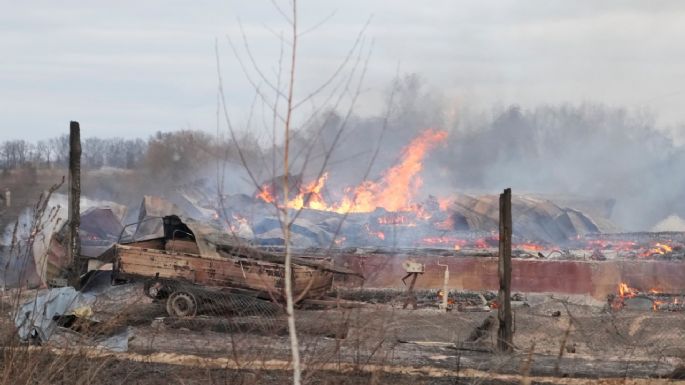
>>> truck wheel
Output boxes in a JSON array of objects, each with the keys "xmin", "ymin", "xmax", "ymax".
[{"xmin": 166, "ymin": 291, "xmax": 198, "ymax": 317}]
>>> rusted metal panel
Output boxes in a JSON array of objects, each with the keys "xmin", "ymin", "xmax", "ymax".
[
  {"xmin": 115, "ymin": 245, "xmax": 333, "ymax": 300},
  {"xmin": 335, "ymin": 253, "xmax": 685, "ymax": 299}
]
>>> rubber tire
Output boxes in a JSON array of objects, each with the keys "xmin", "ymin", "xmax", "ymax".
[{"xmin": 166, "ymin": 291, "xmax": 198, "ymax": 317}]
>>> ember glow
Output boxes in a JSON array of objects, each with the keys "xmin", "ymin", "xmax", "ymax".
[
  {"xmin": 515, "ymin": 243, "xmax": 545, "ymax": 252},
  {"xmin": 640, "ymin": 242, "xmax": 673, "ymax": 257},
  {"xmin": 584, "ymin": 239, "xmax": 638, "ymax": 252},
  {"xmin": 474, "ymin": 238, "xmax": 490, "ymax": 249},
  {"xmin": 421, "ymin": 236, "xmax": 463, "ymax": 247},
  {"xmin": 377, "ymin": 214, "xmax": 415, "ymax": 226},
  {"xmin": 618, "ymin": 282, "xmax": 639, "ymax": 298},
  {"xmin": 257, "ymin": 129, "xmax": 448, "ymax": 214},
  {"xmin": 228, "ymin": 214, "xmax": 250, "ymax": 235},
  {"xmin": 437, "ymin": 197, "xmax": 452, "ymax": 211},
  {"xmin": 362, "ymin": 224, "xmax": 386, "ymax": 240},
  {"xmin": 256, "ymin": 185, "xmax": 276, "ymax": 204},
  {"xmin": 611, "ymin": 282, "xmax": 684, "ymax": 312},
  {"xmin": 420, "ymin": 235, "xmax": 498, "ymax": 250}
]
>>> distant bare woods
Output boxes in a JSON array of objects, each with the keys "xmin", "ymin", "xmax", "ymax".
[{"xmin": 0, "ymin": 130, "xmax": 264, "ymax": 177}]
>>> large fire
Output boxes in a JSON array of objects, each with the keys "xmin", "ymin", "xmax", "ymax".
[
  {"xmin": 257, "ymin": 129, "xmax": 448, "ymax": 214},
  {"xmin": 252, "ymin": 128, "xmax": 684, "ymax": 255}
]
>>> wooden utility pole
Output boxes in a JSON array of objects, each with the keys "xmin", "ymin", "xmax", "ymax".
[
  {"xmin": 67, "ymin": 121, "xmax": 81, "ymax": 287},
  {"xmin": 497, "ymin": 188, "xmax": 513, "ymax": 353}
]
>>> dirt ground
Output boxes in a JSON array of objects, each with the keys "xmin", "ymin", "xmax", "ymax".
[{"xmin": 3, "ymin": 284, "xmax": 685, "ymax": 384}]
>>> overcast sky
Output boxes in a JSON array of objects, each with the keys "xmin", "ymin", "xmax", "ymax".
[{"xmin": 3, "ymin": 1, "xmax": 685, "ymax": 142}]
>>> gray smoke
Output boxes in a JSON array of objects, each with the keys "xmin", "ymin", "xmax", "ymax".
[
  {"xmin": 428, "ymin": 104, "xmax": 682, "ymax": 231},
  {"xmin": 285, "ymin": 75, "xmax": 684, "ymax": 231}
]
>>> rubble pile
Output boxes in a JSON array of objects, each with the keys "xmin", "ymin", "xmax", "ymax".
[{"xmin": 609, "ymin": 282, "xmax": 685, "ymax": 312}]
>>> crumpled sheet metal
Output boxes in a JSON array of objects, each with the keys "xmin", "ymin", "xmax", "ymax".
[
  {"xmin": 49, "ymin": 326, "xmax": 130, "ymax": 353},
  {"xmin": 14, "ymin": 286, "xmax": 96, "ymax": 342}
]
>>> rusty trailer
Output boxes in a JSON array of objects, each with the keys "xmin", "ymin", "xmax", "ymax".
[{"xmin": 107, "ymin": 215, "xmax": 359, "ymax": 316}]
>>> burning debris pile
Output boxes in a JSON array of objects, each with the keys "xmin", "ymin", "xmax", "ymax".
[
  {"xmin": 218, "ymin": 129, "xmax": 618, "ymax": 250},
  {"xmin": 5, "ymin": 129, "xmax": 685, "ymax": 294},
  {"xmin": 573, "ymin": 232, "xmax": 685, "ymax": 261},
  {"xmin": 5, "ymin": 136, "xmax": 685, "ymax": 384},
  {"xmin": 610, "ymin": 282, "xmax": 685, "ymax": 312}
]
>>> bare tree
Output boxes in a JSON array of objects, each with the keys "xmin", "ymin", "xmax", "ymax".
[
  {"xmin": 0, "ymin": 140, "xmax": 32, "ymax": 169},
  {"xmin": 214, "ymin": 3, "xmax": 373, "ymax": 384},
  {"xmin": 35, "ymin": 140, "xmax": 52, "ymax": 167}
]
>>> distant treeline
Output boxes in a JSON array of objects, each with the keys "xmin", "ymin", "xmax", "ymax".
[
  {"xmin": 0, "ymin": 130, "xmax": 265, "ymax": 179},
  {"xmin": 0, "ymin": 136, "xmax": 147, "ymax": 170}
]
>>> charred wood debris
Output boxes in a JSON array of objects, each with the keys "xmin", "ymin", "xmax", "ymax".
[{"xmin": 4, "ymin": 185, "xmax": 685, "ymax": 367}]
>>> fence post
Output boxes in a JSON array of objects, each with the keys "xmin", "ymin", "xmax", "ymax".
[
  {"xmin": 67, "ymin": 121, "xmax": 81, "ymax": 287},
  {"xmin": 497, "ymin": 187, "xmax": 513, "ymax": 352}
]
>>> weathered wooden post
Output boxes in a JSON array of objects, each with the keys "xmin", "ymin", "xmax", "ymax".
[
  {"xmin": 67, "ymin": 121, "xmax": 81, "ymax": 287},
  {"xmin": 437, "ymin": 259, "xmax": 450, "ymax": 312},
  {"xmin": 401, "ymin": 260, "xmax": 424, "ymax": 309},
  {"xmin": 497, "ymin": 187, "xmax": 513, "ymax": 352}
]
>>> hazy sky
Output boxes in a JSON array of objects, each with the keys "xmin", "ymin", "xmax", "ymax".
[{"xmin": 3, "ymin": 1, "xmax": 685, "ymax": 142}]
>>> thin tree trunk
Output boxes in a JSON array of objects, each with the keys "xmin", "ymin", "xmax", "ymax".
[
  {"xmin": 497, "ymin": 187, "xmax": 513, "ymax": 353},
  {"xmin": 282, "ymin": 2, "xmax": 302, "ymax": 384}
]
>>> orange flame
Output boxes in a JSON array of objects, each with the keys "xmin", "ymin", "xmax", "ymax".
[
  {"xmin": 640, "ymin": 242, "xmax": 673, "ymax": 257},
  {"xmin": 256, "ymin": 129, "xmax": 448, "ymax": 214},
  {"xmin": 652, "ymin": 300, "xmax": 663, "ymax": 311},
  {"xmin": 337, "ymin": 129, "xmax": 448, "ymax": 213},
  {"xmin": 437, "ymin": 197, "xmax": 452, "ymax": 211},
  {"xmin": 287, "ymin": 172, "xmax": 329, "ymax": 210},
  {"xmin": 256, "ymin": 185, "xmax": 276, "ymax": 203},
  {"xmin": 618, "ymin": 282, "xmax": 638, "ymax": 298},
  {"xmin": 515, "ymin": 243, "xmax": 545, "ymax": 252},
  {"xmin": 614, "ymin": 283, "xmax": 677, "ymax": 312}
]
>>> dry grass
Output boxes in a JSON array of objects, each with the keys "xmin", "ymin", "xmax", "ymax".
[{"xmin": 3, "ymin": 283, "xmax": 685, "ymax": 384}]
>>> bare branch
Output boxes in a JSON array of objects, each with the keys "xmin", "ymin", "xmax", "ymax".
[
  {"xmin": 261, "ymin": 23, "xmax": 293, "ymax": 48},
  {"xmin": 272, "ymin": 29, "xmax": 286, "ymax": 194},
  {"xmin": 289, "ymin": 37, "xmax": 369, "ymax": 168},
  {"xmin": 289, "ymin": 39, "xmax": 372, "ymax": 226},
  {"xmin": 292, "ymin": 17, "xmax": 371, "ymax": 110},
  {"xmin": 238, "ymin": 20, "xmax": 289, "ymax": 100},
  {"xmin": 225, "ymin": 34, "xmax": 287, "ymax": 125},
  {"xmin": 269, "ymin": 0, "xmax": 294, "ymax": 25},
  {"xmin": 215, "ymin": 39, "xmax": 279, "ymax": 214},
  {"xmin": 322, "ymin": 61, "xmax": 399, "ymax": 253},
  {"xmin": 298, "ymin": 10, "xmax": 337, "ymax": 38}
]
